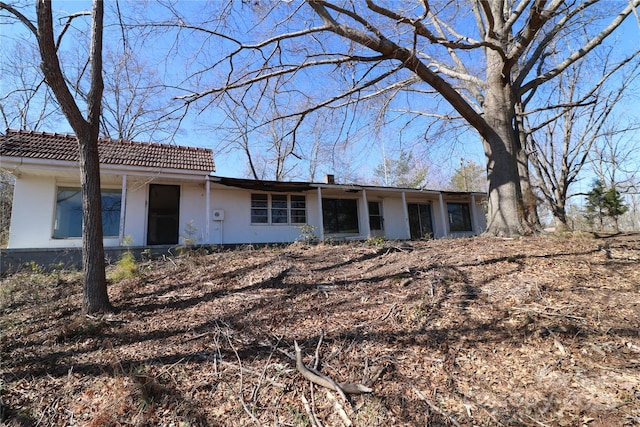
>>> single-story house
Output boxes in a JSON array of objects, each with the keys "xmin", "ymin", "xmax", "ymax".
[{"xmin": 0, "ymin": 129, "xmax": 486, "ymax": 271}]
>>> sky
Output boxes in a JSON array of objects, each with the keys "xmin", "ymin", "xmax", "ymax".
[{"xmin": 0, "ymin": 1, "xmax": 638, "ymax": 198}]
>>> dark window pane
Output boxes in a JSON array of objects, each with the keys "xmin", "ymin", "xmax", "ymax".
[
  {"xmin": 54, "ymin": 187, "xmax": 121, "ymax": 238},
  {"xmin": 322, "ymin": 198, "xmax": 359, "ymax": 234},
  {"xmin": 291, "ymin": 195, "xmax": 306, "ymax": 224},
  {"xmin": 448, "ymin": 203, "xmax": 472, "ymax": 232},
  {"xmin": 272, "ymin": 195, "xmax": 288, "ymax": 223},
  {"xmin": 368, "ymin": 201, "xmax": 383, "ymax": 230},
  {"xmin": 251, "ymin": 194, "xmax": 269, "ymax": 223},
  {"xmin": 102, "ymin": 189, "xmax": 122, "ymax": 237}
]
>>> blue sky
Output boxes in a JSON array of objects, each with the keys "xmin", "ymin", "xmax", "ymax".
[{"xmin": 0, "ymin": 1, "xmax": 638, "ymax": 195}]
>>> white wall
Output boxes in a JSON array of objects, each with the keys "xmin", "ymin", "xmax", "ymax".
[
  {"xmin": 8, "ymin": 176, "xmax": 119, "ymax": 248},
  {"xmin": 208, "ymin": 187, "xmax": 305, "ymax": 245},
  {"xmin": 7, "ymin": 172, "xmax": 487, "ymax": 249}
]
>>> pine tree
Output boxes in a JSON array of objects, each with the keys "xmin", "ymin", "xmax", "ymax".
[{"xmin": 585, "ymin": 180, "xmax": 628, "ymax": 232}]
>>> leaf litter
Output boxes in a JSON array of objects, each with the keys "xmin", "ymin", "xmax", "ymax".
[{"xmin": 1, "ymin": 233, "xmax": 639, "ymax": 426}]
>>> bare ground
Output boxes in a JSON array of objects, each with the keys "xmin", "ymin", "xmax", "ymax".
[{"xmin": 1, "ymin": 234, "xmax": 639, "ymax": 426}]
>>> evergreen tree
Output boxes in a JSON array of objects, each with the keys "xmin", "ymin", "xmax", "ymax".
[{"xmin": 585, "ymin": 180, "xmax": 628, "ymax": 232}]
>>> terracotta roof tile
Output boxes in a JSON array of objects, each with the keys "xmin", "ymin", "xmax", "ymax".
[{"xmin": 0, "ymin": 129, "xmax": 215, "ymax": 172}]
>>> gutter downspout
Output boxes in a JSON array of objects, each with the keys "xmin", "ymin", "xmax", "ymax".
[{"xmin": 438, "ymin": 193, "xmax": 448, "ymax": 238}]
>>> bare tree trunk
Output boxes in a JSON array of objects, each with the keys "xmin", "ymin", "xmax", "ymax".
[
  {"xmin": 78, "ymin": 132, "xmax": 110, "ymax": 313},
  {"xmin": 482, "ymin": 47, "xmax": 526, "ymax": 236},
  {"xmin": 36, "ymin": 0, "xmax": 111, "ymax": 313}
]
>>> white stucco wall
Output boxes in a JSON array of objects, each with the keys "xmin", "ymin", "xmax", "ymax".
[
  {"xmin": 179, "ymin": 182, "xmax": 208, "ymax": 245},
  {"xmin": 7, "ymin": 176, "xmax": 119, "ymax": 248},
  {"xmin": 208, "ymin": 187, "xmax": 306, "ymax": 245},
  {"xmin": 6, "ymin": 169, "xmax": 487, "ymax": 249},
  {"xmin": 378, "ymin": 197, "xmax": 411, "ymax": 240}
]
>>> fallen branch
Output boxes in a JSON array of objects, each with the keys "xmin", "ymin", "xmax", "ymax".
[
  {"xmin": 511, "ymin": 306, "xmax": 585, "ymax": 321},
  {"xmin": 301, "ymin": 394, "xmax": 322, "ymax": 427},
  {"xmin": 294, "ymin": 341, "xmax": 372, "ymax": 398},
  {"xmin": 412, "ymin": 385, "xmax": 462, "ymax": 427},
  {"xmin": 326, "ymin": 390, "xmax": 352, "ymax": 426}
]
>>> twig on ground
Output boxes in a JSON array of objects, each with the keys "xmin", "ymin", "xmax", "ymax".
[
  {"xmin": 313, "ymin": 329, "xmax": 324, "ymax": 370},
  {"xmin": 301, "ymin": 394, "xmax": 322, "ymax": 427},
  {"xmin": 511, "ymin": 306, "xmax": 585, "ymax": 321},
  {"xmin": 412, "ymin": 385, "xmax": 462, "ymax": 427},
  {"xmin": 326, "ymin": 390, "xmax": 352, "ymax": 426},
  {"xmin": 294, "ymin": 341, "xmax": 372, "ymax": 400},
  {"xmin": 380, "ymin": 304, "xmax": 397, "ymax": 321},
  {"xmin": 224, "ymin": 328, "xmax": 261, "ymax": 426}
]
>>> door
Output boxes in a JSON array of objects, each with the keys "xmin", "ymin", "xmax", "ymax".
[
  {"xmin": 368, "ymin": 201, "xmax": 385, "ymax": 237},
  {"xmin": 407, "ymin": 203, "xmax": 433, "ymax": 239},
  {"xmin": 147, "ymin": 184, "xmax": 180, "ymax": 245}
]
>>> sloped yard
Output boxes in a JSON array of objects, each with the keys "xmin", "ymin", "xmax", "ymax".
[{"xmin": 1, "ymin": 234, "xmax": 639, "ymax": 426}]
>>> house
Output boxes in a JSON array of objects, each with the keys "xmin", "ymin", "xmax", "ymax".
[{"xmin": 0, "ymin": 129, "xmax": 486, "ymax": 271}]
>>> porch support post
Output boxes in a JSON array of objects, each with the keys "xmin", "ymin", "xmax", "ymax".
[
  {"xmin": 361, "ymin": 189, "xmax": 370, "ymax": 239},
  {"xmin": 438, "ymin": 193, "xmax": 448, "ymax": 237},
  {"xmin": 317, "ymin": 186, "xmax": 324, "ymax": 241},
  {"xmin": 401, "ymin": 191, "xmax": 410, "ymax": 239},
  {"xmin": 471, "ymin": 194, "xmax": 478, "ymax": 234},
  {"xmin": 205, "ymin": 179, "xmax": 211, "ymax": 243},
  {"xmin": 118, "ymin": 174, "xmax": 127, "ymax": 245}
]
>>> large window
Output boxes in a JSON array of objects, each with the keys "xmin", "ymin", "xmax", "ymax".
[
  {"xmin": 322, "ymin": 198, "xmax": 359, "ymax": 234},
  {"xmin": 54, "ymin": 187, "xmax": 121, "ymax": 238},
  {"xmin": 447, "ymin": 202, "xmax": 472, "ymax": 232},
  {"xmin": 251, "ymin": 193, "xmax": 306, "ymax": 225}
]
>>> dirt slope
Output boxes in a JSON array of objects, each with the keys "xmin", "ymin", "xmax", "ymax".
[{"xmin": 1, "ymin": 234, "xmax": 639, "ymax": 426}]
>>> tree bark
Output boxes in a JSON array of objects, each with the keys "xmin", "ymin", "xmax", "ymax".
[
  {"xmin": 79, "ymin": 132, "xmax": 110, "ymax": 313},
  {"xmin": 36, "ymin": 0, "xmax": 111, "ymax": 313}
]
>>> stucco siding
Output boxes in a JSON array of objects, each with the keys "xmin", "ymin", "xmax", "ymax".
[{"xmin": 208, "ymin": 187, "xmax": 306, "ymax": 245}]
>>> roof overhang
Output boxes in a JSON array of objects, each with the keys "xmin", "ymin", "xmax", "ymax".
[
  {"xmin": 1, "ymin": 156, "xmax": 211, "ymax": 182},
  {"xmin": 211, "ymin": 176, "xmax": 313, "ymax": 192}
]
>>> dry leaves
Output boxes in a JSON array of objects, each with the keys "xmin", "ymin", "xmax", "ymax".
[{"xmin": 1, "ymin": 233, "xmax": 639, "ymax": 426}]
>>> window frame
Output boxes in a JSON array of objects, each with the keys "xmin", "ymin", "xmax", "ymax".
[
  {"xmin": 368, "ymin": 201, "xmax": 384, "ymax": 231},
  {"xmin": 447, "ymin": 202, "xmax": 473, "ymax": 232},
  {"xmin": 53, "ymin": 186, "xmax": 122, "ymax": 239},
  {"xmin": 250, "ymin": 193, "xmax": 307, "ymax": 225}
]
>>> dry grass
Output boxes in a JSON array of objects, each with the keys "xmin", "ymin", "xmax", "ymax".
[{"xmin": 1, "ymin": 233, "xmax": 639, "ymax": 426}]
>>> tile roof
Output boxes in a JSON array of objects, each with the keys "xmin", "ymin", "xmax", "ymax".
[{"xmin": 0, "ymin": 129, "xmax": 215, "ymax": 172}]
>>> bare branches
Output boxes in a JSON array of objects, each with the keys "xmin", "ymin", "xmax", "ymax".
[
  {"xmin": 0, "ymin": 2, "xmax": 37, "ymax": 36},
  {"xmin": 520, "ymin": 0, "xmax": 640, "ymax": 94}
]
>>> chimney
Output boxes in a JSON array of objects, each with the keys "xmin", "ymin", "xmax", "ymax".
[{"xmin": 324, "ymin": 174, "xmax": 335, "ymax": 184}]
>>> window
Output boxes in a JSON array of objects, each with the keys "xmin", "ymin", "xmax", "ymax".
[
  {"xmin": 251, "ymin": 193, "xmax": 306, "ymax": 225},
  {"xmin": 322, "ymin": 198, "xmax": 359, "ymax": 234},
  {"xmin": 290, "ymin": 195, "xmax": 306, "ymax": 224},
  {"xmin": 447, "ymin": 202, "xmax": 472, "ymax": 232},
  {"xmin": 54, "ymin": 187, "xmax": 121, "ymax": 238},
  {"xmin": 251, "ymin": 194, "xmax": 269, "ymax": 223},
  {"xmin": 368, "ymin": 201, "xmax": 384, "ymax": 231},
  {"xmin": 271, "ymin": 194, "xmax": 288, "ymax": 224}
]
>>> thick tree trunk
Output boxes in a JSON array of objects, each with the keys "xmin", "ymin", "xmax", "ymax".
[
  {"xmin": 79, "ymin": 132, "xmax": 111, "ymax": 313},
  {"xmin": 483, "ymin": 132, "xmax": 524, "ymax": 236},
  {"xmin": 36, "ymin": 0, "xmax": 111, "ymax": 313},
  {"xmin": 482, "ymin": 46, "xmax": 527, "ymax": 236}
]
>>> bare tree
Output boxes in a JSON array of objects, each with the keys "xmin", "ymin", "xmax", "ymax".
[
  {"xmin": 0, "ymin": 170, "xmax": 14, "ymax": 247},
  {"xmin": 0, "ymin": 41, "xmax": 60, "ymax": 130},
  {"xmin": 449, "ymin": 159, "xmax": 487, "ymax": 193},
  {"xmin": 156, "ymin": 0, "xmax": 638, "ymax": 236},
  {"xmin": 527, "ymin": 56, "xmax": 640, "ymax": 231},
  {"xmin": 1, "ymin": 0, "xmax": 111, "ymax": 313}
]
